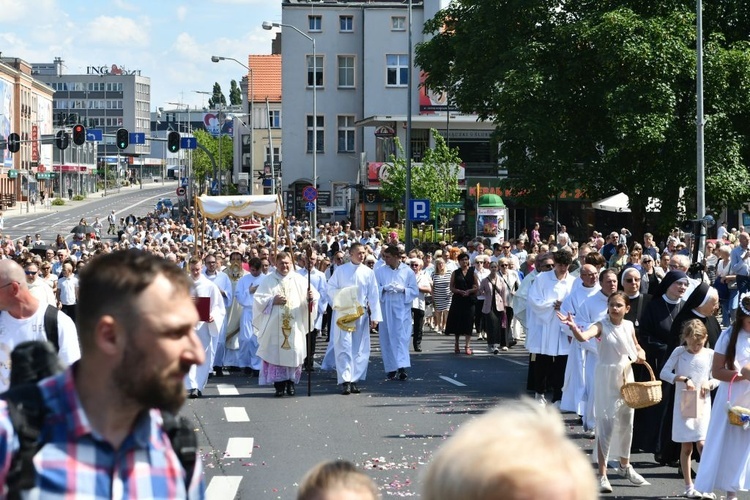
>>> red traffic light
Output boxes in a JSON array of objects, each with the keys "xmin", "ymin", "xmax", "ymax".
[{"xmin": 72, "ymin": 124, "xmax": 86, "ymax": 146}]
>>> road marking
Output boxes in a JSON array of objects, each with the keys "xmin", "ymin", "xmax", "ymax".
[
  {"xmin": 206, "ymin": 476, "xmax": 242, "ymax": 499},
  {"xmin": 439, "ymin": 375, "xmax": 466, "ymax": 387},
  {"xmin": 224, "ymin": 407, "xmax": 250, "ymax": 422},
  {"xmin": 217, "ymin": 384, "xmax": 239, "ymax": 396},
  {"xmin": 225, "ymin": 437, "xmax": 255, "ymax": 458}
]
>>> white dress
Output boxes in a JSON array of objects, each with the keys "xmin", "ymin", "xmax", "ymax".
[
  {"xmin": 695, "ymin": 328, "xmax": 750, "ymax": 493},
  {"xmin": 659, "ymin": 346, "xmax": 715, "ymax": 442},
  {"xmin": 594, "ymin": 317, "xmax": 637, "ymax": 463}
]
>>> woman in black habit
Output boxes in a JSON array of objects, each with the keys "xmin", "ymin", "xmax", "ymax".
[{"xmin": 631, "ymin": 271, "xmax": 689, "ymax": 460}]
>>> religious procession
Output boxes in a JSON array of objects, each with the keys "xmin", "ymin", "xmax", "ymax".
[{"xmin": 4, "ymin": 191, "xmax": 750, "ymax": 499}]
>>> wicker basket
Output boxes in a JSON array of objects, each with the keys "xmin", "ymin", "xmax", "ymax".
[
  {"xmin": 620, "ymin": 361, "xmax": 662, "ymax": 409},
  {"xmin": 727, "ymin": 373, "xmax": 750, "ymax": 428}
]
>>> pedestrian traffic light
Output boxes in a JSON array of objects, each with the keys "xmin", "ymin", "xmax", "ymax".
[
  {"xmin": 7, "ymin": 133, "xmax": 20, "ymax": 153},
  {"xmin": 55, "ymin": 130, "xmax": 69, "ymax": 150},
  {"xmin": 167, "ymin": 131, "xmax": 181, "ymax": 153},
  {"xmin": 116, "ymin": 128, "xmax": 129, "ymax": 150},
  {"xmin": 72, "ymin": 124, "xmax": 86, "ymax": 146}
]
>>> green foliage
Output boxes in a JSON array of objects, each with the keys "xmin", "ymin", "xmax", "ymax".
[
  {"xmin": 51, "ymin": 198, "xmax": 65, "ymax": 206},
  {"xmin": 193, "ymin": 129, "xmax": 234, "ymax": 194},
  {"xmin": 208, "ymin": 83, "xmax": 227, "ymax": 109},
  {"xmin": 229, "ymin": 80, "xmax": 242, "ymax": 106},
  {"xmin": 379, "ymin": 129, "xmax": 462, "ymax": 227},
  {"xmin": 72, "ymin": 195, "xmax": 85, "ymax": 201},
  {"xmin": 416, "ymin": 1, "xmax": 750, "ymax": 234}
]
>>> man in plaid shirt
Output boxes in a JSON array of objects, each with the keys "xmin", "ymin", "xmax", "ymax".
[{"xmin": 0, "ymin": 250, "xmax": 206, "ymax": 498}]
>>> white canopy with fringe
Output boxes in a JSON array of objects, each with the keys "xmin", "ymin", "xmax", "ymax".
[{"xmin": 195, "ymin": 194, "xmax": 282, "ymax": 220}]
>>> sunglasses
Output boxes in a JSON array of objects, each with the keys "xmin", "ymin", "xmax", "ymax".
[
  {"xmin": 540, "ymin": 263, "xmax": 554, "ymax": 269},
  {"xmin": 24, "ymin": 271, "xmax": 37, "ymax": 275},
  {"xmin": 624, "ymin": 278, "xmax": 640, "ymax": 283},
  {"xmin": 499, "ymin": 264, "xmax": 509, "ymax": 268}
]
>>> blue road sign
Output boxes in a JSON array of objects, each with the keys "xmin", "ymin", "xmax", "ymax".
[
  {"xmin": 302, "ymin": 185, "xmax": 318, "ymax": 202},
  {"xmin": 86, "ymin": 129, "xmax": 103, "ymax": 142},
  {"xmin": 181, "ymin": 177, "xmax": 189, "ymax": 187},
  {"xmin": 408, "ymin": 199, "xmax": 430, "ymax": 221},
  {"xmin": 181, "ymin": 137, "xmax": 197, "ymax": 149},
  {"xmin": 129, "ymin": 132, "xmax": 146, "ymax": 144},
  {"xmin": 305, "ymin": 201, "xmax": 316, "ymax": 212}
]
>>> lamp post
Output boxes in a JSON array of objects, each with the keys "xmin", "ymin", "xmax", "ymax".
[
  {"xmin": 696, "ymin": 0, "xmax": 706, "ymax": 249},
  {"xmin": 263, "ymin": 20, "xmax": 317, "ymax": 231},
  {"xmin": 211, "ymin": 55, "xmax": 254, "ymax": 193}
]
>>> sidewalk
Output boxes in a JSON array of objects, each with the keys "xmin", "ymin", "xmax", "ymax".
[{"xmin": 3, "ymin": 181, "xmax": 174, "ymax": 222}]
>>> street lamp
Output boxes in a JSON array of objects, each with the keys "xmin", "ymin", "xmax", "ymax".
[
  {"xmin": 263, "ymin": 20, "xmax": 318, "ymax": 232},
  {"xmin": 211, "ymin": 55, "xmax": 254, "ymax": 194}
]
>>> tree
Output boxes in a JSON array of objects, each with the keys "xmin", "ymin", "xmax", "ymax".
[
  {"xmin": 208, "ymin": 82, "xmax": 227, "ymax": 109},
  {"xmin": 415, "ymin": 1, "xmax": 750, "ymax": 235},
  {"xmin": 229, "ymin": 80, "xmax": 242, "ymax": 106},
  {"xmin": 380, "ymin": 129, "xmax": 462, "ymax": 228},
  {"xmin": 193, "ymin": 129, "xmax": 233, "ymax": 194}
]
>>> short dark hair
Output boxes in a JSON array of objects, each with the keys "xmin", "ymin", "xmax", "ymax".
[
  {"xmin": 77, "ymin": 250, "xmax": 193, "ymax": 353},
  {"xmin": 383, "ymin": 244, "xmax": 400, "ymax": 257},
  {"xmin": 553, "ymin": 249, "xmax": 572, "ymax": 266},
  {"xmin": 248, "ymin": 257, "xmax": 262, "ymax": 270}
]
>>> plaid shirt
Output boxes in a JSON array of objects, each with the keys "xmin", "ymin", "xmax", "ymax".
[{"xmin": 0, "ymin": 366, "xmax": 205, "ymax": 499}]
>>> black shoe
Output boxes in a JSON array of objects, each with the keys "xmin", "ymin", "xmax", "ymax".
[
  {"xmin": 387, "ymin": 371, "xmax": 397, "ymax": 380},
  {"xmin": 286, "ymin": 381, "xmax": 296, "ymax": 396},
  {"xmin": 414, "ymin": 346, "xmax": 422, "ymax": 352},
  {"xmin": 243, "ymin": 367, "xmax": 253, "ymax": 375},
  {"xmin": 342, "ymin": 382, "xmax": 351, "ymax": 395},
  {"xmin": 274, "ymin": 382, "xmax": 285, "ymax": 397},
  {"xmin": 398, "ymin": 368, "xmax": 408, "ymax": 381},
  {"xmin": 350, "ymin": 383, "xmax": 361, "ymax": 394},
  {"xmin": 213, "ymin": 367, "xmax": 224, "ymax": 377},
  {"xmin": 196, "ymin": 390, "xmax": 202, "ymax": 398},
  {"xmin": 188, "ymin": 389, "xmax": 198, "ymax": 399}
]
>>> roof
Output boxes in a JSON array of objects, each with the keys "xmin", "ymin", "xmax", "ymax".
[{"xmin": 248, "ymin": 55, "xmax": 281, "ymax": 103}]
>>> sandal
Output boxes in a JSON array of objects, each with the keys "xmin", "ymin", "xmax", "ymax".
[
  {"xmin": 465, "ymin": 347, "xmax": 473, "ymax": 355},
  {"xmin": 454, "ymin": 344, "xmax": 460, "ymax": 353}
]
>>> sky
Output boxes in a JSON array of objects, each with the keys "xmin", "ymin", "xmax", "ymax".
[{"xmin": 0, "ymin": 0, "xmax": 281, "ymax": 111}]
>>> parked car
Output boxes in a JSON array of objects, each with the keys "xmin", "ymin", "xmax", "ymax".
[{"xmin": 155, "ymin": 198, "xmax": 174, "ymax": 212}]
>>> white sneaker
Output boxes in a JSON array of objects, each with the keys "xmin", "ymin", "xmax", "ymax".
[
  {"xmin": 599, "ymin": 475, "xmax": 612, "ymax": 493},
  {"xmin": 583, "ymin": 429, "xmax": 595, "ymax": 439},
  {"xmin": 683, "ymin": 486, "xmax": 703, "ymax": 499},
  {"xmin": 535, "ymin": 393, "xmax": 547, "ymax": 407},
  {"xmin": 501, "ymin": 346, "xmax": 509, "ymax": 351},
  {"xmin": 618, "ymin": 464, "xmax": 650, "ymax": 486}
]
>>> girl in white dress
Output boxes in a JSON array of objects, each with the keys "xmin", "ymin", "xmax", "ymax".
[
  {"xmin": 659, "ymin": 319, "xmax": 719, "ymax": 499},
  {"xmin": 558, "ymin": 291, "xmax": 650, "ymax": 494},
  {"xmin": 694, "ymin": 293, "xmax": 750, "ymax": 500}
]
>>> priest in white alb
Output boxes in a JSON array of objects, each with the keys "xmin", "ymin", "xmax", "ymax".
[{"xmin": 253, "ymin": 252, "xmax": 318, "ymax": 397}]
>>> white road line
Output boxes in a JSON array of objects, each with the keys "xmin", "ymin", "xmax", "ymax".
[
  {"xmin": 206, "ymin": 476, "xmax": 242, "ymax": 499},
  {"xmin": 224, "ymin": 407, "xmax": 250, "ymax": 422},
  {"xmin": 225, "ymin": 437, "xmax": 255, "ymax": 458},
  {"xmin": 439, "ymin": 375, "xmax": 466, "ymax": 387},
  {"xmin": 216, "ymin": 384, "xmax": 239, "ymax": 396}
]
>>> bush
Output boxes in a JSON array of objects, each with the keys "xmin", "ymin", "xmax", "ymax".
[
  {"xmin": 51, "ymin": 198, "xmax": 65, "ymax": 206},
  {"xmin": 72, "ymin": 195, "xmax": 85, "ymax": 201}
]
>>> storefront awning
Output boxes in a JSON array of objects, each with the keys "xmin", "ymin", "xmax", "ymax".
[{"xmin": 592, "ymin": 192, "xmax": 661, "ymax": 213}]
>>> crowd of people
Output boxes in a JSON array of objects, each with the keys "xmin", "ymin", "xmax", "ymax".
[{"xmin": 5, "ymin": 201, "xmax": 750, "ymax": 498}]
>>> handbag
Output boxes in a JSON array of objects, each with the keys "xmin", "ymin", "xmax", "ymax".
[{"xmin": 727, "ymin": 373, "xmax": 750, "ymax": 428}]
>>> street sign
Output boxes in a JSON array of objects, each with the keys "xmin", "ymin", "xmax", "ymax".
[
  {"xmin": 305, "ymin": 201, "xmax": 316, "ymax": 212},
  {"xmin": 181, "ymin": 137, "xmax": 197, "ymax": 150},
  {"xmin": 129, "ymin": 132, "xmax": 146, "ymax": 145},
  {"xmin": 435, "ymin": 202, "xmax": 463, "ymax": 209},
  {"xmin": 211, "ymin": 179, "xmax": 219, "ymax": 195},
  {"xmin": 408, "ymin": 199, "xmax": 430, "ymax": 221},
  {"xmin": 7, "ymin": 170, "xmax": 17, "ymax": 179},
  {"xmin": 86, "ymin": 129, "xmax": 103, "ymax": 142},
  {"xmin": 180, "ymin": 177, "xmax": 189, "ymax": 187},
  {"xmin": 302, "ymin": 185, "xmax": 318, "ymax": 202},
  {"xmin": 176, "ymin": 186, "xmax": 186, "ymax": 196}
]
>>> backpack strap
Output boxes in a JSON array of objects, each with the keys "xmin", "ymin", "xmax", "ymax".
[
  {"xmin": 161, "ymin": 412, "xmax": 197, "ymax": 491},
  {"xmin": 43, "ymin": 305, "xmax": 59, "ymax": 352},
  {"xmin": 1, "ymin": 384, "xmax": 47, "ymax": 500}
]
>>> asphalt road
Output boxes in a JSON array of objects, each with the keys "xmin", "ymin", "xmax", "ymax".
[{"xmin": 187, "ymin": 331, "xmax": 704, "ymax": 500}]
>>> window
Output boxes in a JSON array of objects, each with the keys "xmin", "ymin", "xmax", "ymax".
[
  {"xmin": 338, "ymin": 116, "xmax": 355, "ymax": 153},
  {"xmin": 338, "ymin": 56, "xmax": 355, "ymax": 88},
  {"xmin": 340, "ymin": 15, "xmax": 353, "ymax": 32},
  {"xmin": 386, "ymin": 54, "xmax": 409, "ymax": 86},
  {"xmin": 308, "ymin": 15, "xmax": 322, "ymax": 31},
  {"xmin": 307, "ymin": 55, "xmax": 324, "ymax": 87},
  {"xmin": 391, "ymin": 16, "xmax": 406, "ymax": 31},
  {"xmin": 306, "ymin": 115, "xmax": 324, "ymax": 153},
  {"xmin": 265, "ymin": 146, "xmax": 281, "ymax": 165},
  {"xmin": 268, "ymin": 109, "xmax": 281, "ymax": 128}
]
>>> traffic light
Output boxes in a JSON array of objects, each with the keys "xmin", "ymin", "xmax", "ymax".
[
  {"xmin": 7, "ymin": 133, "xmax": 20, "ymax": 153},
  {"xmin": 167, "ymin": 131, "xmax": 181, "ymax": 153},
  {"xmin": 72, "ymin": 124, "xmax": 86, "ymax": 146},
  {"xmin": 116, "ymin": 128, "xmax": 129, "ymax": 150},
  {"xmin": 55, "ymin": 130, "xmax": 69, "ymax": 150}
]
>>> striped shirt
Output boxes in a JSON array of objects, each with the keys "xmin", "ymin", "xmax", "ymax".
[{"xmin": 0, "ymin": 367, "xmax": 205, "ymax": 499}]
